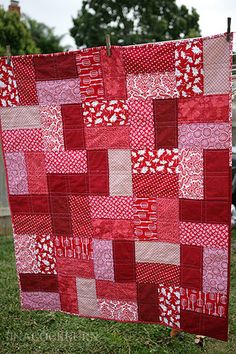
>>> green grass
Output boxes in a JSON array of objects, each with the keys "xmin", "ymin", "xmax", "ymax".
[{"xmin": 0, "ymin": 234, "xmax": 235, "ymax": 354}]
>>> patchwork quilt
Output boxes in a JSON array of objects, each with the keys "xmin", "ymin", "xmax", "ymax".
[{"xmin": 0, "ymin": 33, "xmax": 232, "ymax": 341}]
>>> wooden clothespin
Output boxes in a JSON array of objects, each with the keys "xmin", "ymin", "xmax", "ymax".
[
  {"xmin": 227, "ymin": 17, "xmax": 231, "ymax": 42},
  {"xmin": 6, "ymin": 45, "xmax": 12, "ymax": 65},
  {"xmin": 105, "ymin": 34, "xmax": 111, "ymax": 57}
]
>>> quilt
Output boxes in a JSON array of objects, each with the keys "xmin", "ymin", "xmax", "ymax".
[{"xmin": 0, "ymin": 33, "xmax": 232, "ymax": 341}]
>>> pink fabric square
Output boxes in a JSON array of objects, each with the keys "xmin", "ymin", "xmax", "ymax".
[
  {"xmin": 93, "ymin": 239, "xmax": 114, "ymax": 281},
  {"xmin": 36, "ymin": 78, "xmax": 81, "ymax": 105},
  {"xmin": 127, "ymin": 72, "xmax": 178, "ymax": 100},
  {"xmin": 180, "ymin": 222, "xmax": 229, "ymax": 249},
  {"xmin": 178, "ymin": 148, "xmax": 203, "ymax": 199},
  {"xmin": 45, "ymin": 151, "xmax": 87, "ymax": 173},
  {"xmin": 178, "ymin": 123, "xmax": 230, "ymax": 149},
  {"xmin": 21, "ymin": 292, "xmax": 61, "ymax": 311},
  {"xmin": 14, "ymin": 234, "xmax": 38, "ymax": 273},
  {"xmin": 89, "ymin": 196, "xmax": 133, "ymax": 219},
  {"xmin": 128, "ymin": 99, "xmax": 155, "ymax": 149},
  {"xmin": 203, "ymin": 248, "xmax": 228, "ymax": 294},
  {"xmin": 5, "ymin": 152, "xmax": 28, "ymax": 195},
  {"xmin": 98, "ymin": 299, "xmax": 138, "ymax": 321},
  {"xmin": 2, "ymin": 128, "xmax": 43, "ymax": 152},
  {"xmin": 203, "ymin": 35, "xmax": 231, "ymax": 94},
  {"xmin": 40, "ymin": 105, "xmax": 64, "ymax": 152}
]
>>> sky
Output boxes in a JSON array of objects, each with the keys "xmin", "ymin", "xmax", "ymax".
[{"xmin": 0, "ymin": 0, "xmax": 236, "ymax": 48}]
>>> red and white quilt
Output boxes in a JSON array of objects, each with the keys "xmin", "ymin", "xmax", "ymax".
[{"xmin": 0, "ymin": 33, "xmax": 232, "ymax": 341}]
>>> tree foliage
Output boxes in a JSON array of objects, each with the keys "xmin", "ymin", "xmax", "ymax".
[
  {"xmin": 24, "ymin": 16, "xmax": 68, "ymax": 54},
  {"xmin": 70, "ymin": 0, "xmax": 201, "ymax": 48},
  {"xmin": 0, "ymin": 7, "xmax": 39, "ymax": 55},
  {"xmin": 0, "ymin": 7, "xmax": 68, "ymax": 56}
]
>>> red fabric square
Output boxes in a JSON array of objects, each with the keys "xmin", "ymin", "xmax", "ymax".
[
  {"xmin": 52, "ymin": 216, "xmax": 72, "ymax": 235},
  {"xmin": 57, "ymin": 274, "xmax": 78, "ymax": 314},
  {"xmin": 64, "ymin": 129, "xmax": 85, "ymax": 150},
  {"xmin": 205, "ymin": 201, "xmax": 230, "ymax": 224},
  {"xmin": 31, "ymin": 195, "xmax": 50, "ymax": 214},
  {"xmin": 153, "ymin": 98, "xmax": 177, "ymax": 124},
  {"xmin": 113, "ymin": 241, "xmax": 135, "ymax": 262},
  {"xmin": 123, "ymin": 42, "xmax": 175, "ymax": 73},
  {"xmin": 33, "ymin": 56, "xmax": 56, "ymax": 80},
  {"xmin": 114, "ymin": 263, "xmax": 136, "ymax": 282},
  {"xmin": 88, "ymin": 174, "xmax": 109, "ymax": 195},
  {"xmin": 12, "ymin": 214, "xmax": 52, "ymax": 234},
  {"xmin": 9, "ymin": 196, "xmax": 31, "ymax": 214},
  {"xmin": 50, "ymin": 195, "xmax": 69, "ymax": 215},
  {"xmin": 56, "ymin": 257, "xmax": 94, "ymax": 278},
  {"xmin": 61, "ymin": 103, "xmax": 84, "ymax": 129},
  {"xmin": 47, "ymin": 174, "xmax": 68, "ymax": 194},
  {"xmin": 96, "ymin": 281, "xmax": 137, "ymax": 301},
  {"xmin": 181, "ymin": 266, "xmax": 202, "ymax": 290},
  {"xmin": 180, "ymin": 310, "xmax": 201, "ymax": 334},
  {"xmin": 55, "ymin": 53, "xmax": 77, "ymax": 79},
  {"xmin": 138, "ymin": 302, "xmax": 158, "ymax": 322},
  {"xmin": 101, "ymin": 47, "xmax": 127, "ymax": 99},
  {"xmin": 180, "ymin": 199, "xmax": 203, "ymax": 223},
  {"xmin": 12, "ymin": 56, "xmax": 38, "ymax": 106},
  {"xmin": 202, "ymin": 314, "xmax": 228, "ymax": 341},
  {"xmin": 68, "ymin": 174, "xmax": 88, "ymax": 194},
  {"xmin": 156, "ymin": 126, "xmax": 178, "ymax": 148},
  {"xmin": 205, "ymin": 175, "xmax": 230, "ymax": 201},
  {"xmin": 136, "ymin": 263, "xmax": 180, "ymax": 285},
  {"xmin": 87, "ymin": 150, "xmax": 108, "ymax": 173},
  {"xmin": 137, "ymin": 283, "xmax": 158, "ymax": 304},
  {"xmin": 181, "ymin": 245, "xmax": 202, "ymax": 268},
  {"xmin": 133, "ymin": 174, "xmax": 178, "ymax": 198},
  {"xmin": 204, "ymin": 149, "xmax": 230, "ymax": 174},
  {"xmin": 20, "ymin": 274, "xmax": 58, "ymax": 292}
]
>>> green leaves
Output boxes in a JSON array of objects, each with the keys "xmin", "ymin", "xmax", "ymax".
[
  {"xmin": 0, "ymin": 8, "xmax": 68, "ymax": 56},
  {"xmin": 70, "ymin": 0, "xmax": 201, "ymax": 48}
]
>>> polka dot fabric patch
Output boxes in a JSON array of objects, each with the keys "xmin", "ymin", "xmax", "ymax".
[{"xmin": 0, "ymin": 33, "xmax": 232, "ymax": 341}]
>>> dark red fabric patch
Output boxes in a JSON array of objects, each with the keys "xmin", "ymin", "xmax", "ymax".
[
  {"xmin": 34, "ymin": 53, "xmax": 77, "ymax": 81},
  {"xmin": 20, "ymin": 273, "xmax": 58, "ymax": 292},
  {"xmin": 57, "ymin": 274, "xmax": 78, "ymax": 314},
  {"xmin": 96, "ymin": 280, "xmax": 137, "ymax": 301},
  {"xmin": 153, "ymin": 98, "xmax": 178, "ymax": 148}
]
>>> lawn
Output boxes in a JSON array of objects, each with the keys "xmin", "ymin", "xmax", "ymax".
[{"xmin": 0, "ymin": 234, "xmax": 235, "ymax": 354}]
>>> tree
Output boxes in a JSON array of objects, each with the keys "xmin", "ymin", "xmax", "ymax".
[
  {"xmin": 70, "ymin": 0, "xmax": 201, "ymax": 48},
  {"xmin": 0, "ymin": 7, "xmax": 39, "ymax": 56},
  {"xmin": 0, "ymin": 7, "xmax": 68, "ymax": 56},
  {"xmin": 24, "ymin": 16, "xmax": 69, "ymax": 54}
]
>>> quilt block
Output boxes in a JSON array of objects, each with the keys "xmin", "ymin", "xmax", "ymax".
[{"xmin": 0, "ymin": 33, "xmax": 232, "ymax": 341}]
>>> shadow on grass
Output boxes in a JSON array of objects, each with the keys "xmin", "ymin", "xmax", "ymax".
[{"xmin": 0, "ymin": 234, "xmax": 235, "ymax": 354}]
